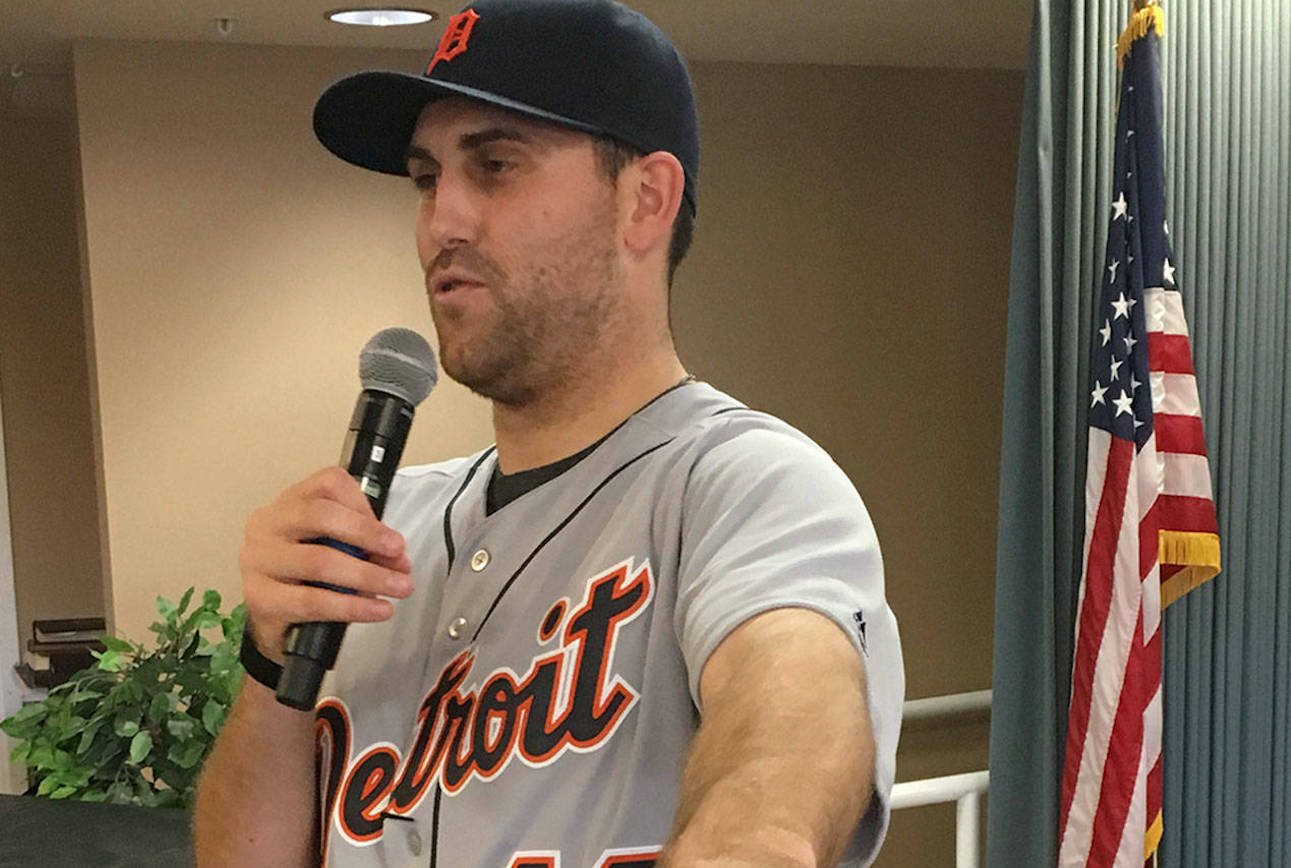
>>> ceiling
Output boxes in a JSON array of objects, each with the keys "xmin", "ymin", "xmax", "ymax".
[{"xmin": 1, "ymin": 0, "xmax": 1032, "ymax": 72}]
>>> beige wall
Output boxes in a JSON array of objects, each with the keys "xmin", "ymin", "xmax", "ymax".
[
  {"xmin": 4, "ymin": 38, "xmax": 1020, "ymax": 861},
  {"xmin": 71, "ymin": 40, "xmax": 497, "ymax": 643},
  {"xmin": 0, "ymin": 74, "xmax": 106, "ymax": 654},
  {"xmin": 676, "ymin": 63, "xmax": 1019, "ymax": 867}
]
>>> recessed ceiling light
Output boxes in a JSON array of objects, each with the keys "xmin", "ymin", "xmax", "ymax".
[{"xmin": 327, "ymin": 8, "xmax": 437, "ymax": 27}]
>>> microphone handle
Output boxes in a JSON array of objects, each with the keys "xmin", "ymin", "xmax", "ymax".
[{"xmin": 275, "ymin": 391, "xmax": 414, "ymax": 710}]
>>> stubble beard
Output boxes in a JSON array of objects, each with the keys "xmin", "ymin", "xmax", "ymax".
[{"xmin": 431, "ymin": 204, "xmax": 625, "ymax": 407}]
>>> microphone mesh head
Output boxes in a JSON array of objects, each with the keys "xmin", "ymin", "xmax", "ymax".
[{"xmin": 358, "ymin": 328, "xmax": 437, "ymax": 406}]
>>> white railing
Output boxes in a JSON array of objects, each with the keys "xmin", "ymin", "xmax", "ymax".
[
  {"xmin": 891, "ymin": 689, "xmax": 992, "ymax": 868},
  {"xmin": 903, "ymin": 688, "xmax": 992, "ymax": 723},
  {"xmin": 891, "ymin": 770, "xmax": 989, "ymax": 868}
]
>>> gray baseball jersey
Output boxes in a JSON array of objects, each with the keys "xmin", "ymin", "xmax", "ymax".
[{"xmin": 314, "ymin": 381, "xmax": 904, "ymax": 867}]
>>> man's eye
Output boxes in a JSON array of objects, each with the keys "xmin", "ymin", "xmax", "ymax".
[
  {"xmin": 482, "ymin": 159, "xmax": 512, "ymax": 174},
  {"xmin": 411, "ymin": 171, "xmax": 438, "ymax": 191}
]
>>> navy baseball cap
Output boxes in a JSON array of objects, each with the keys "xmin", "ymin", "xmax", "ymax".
[{"xmin": 313, "ymin": 0, "xmax": 700, "ymax": 213}]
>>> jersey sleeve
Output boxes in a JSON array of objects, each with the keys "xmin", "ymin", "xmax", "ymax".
[{"xmin": 675, "ymin": 419, "xmax": 904, "ymax": 867}]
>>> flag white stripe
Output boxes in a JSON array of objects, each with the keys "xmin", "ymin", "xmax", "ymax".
[
  {"xmin": 1142, "ymin": 287, "xmax": 1191, "ymax": 336},
  {"xmin": 1115, "ymin": 765, "xmax": 1148, "ymax": 867},
  {"xmin": 1143, "ymin": 679, "xmax": 1163, "ymax": 782},
  {"xmin": 1162, "ymin": 451, "xmax": 1214, "ymax": 499},
  {"xmin": 1155, "ymin": 373, "xmax": 1201, "ymax": 416},
  {"xmin": 1160, "ymin": 288, "xmax": 1189, "ymax": 337},
  {"xmin": 1059, "ymin": 439, "xmax": 1146, "ymax": 867},
  {"xmin": 1079, "ymin": 429, "xmax": 1113, "ymax": 611},
  {"xmin": 1141, "ymin": 558, "xmax": 1161, "ymax": 646}
]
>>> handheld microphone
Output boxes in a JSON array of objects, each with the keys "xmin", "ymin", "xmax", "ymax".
[{"xmin": 276, "ymin": 327, "xmax": 437, "ymax": 710}]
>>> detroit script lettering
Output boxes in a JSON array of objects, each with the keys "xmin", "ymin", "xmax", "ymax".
[{"xmin": 315, "ymin": 559, "xmax": 656, "ymax": 853}]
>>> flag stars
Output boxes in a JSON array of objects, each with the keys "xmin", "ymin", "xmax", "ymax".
[
  {"xmin": 1124, "ymin": 334, "xmax": 1138, "ymax": 353},
  {"xmin": 1108, "ymin": 259, "xmax": 1121, "ymax": 283},
  {"xmin": 1112, "ymin": 192, "xmax": 1128, "ymax": 220},
  {"xmin": 1163, "ymin": 259, "xmax": 1176, "ymax": 285},
  {"xmin": 1130, "ymin": 373, "xmax": 1141, "ymax": 393},
  {"xmin": 1110, "ymin": 356, "xmax": 1124, "ymax": 381},
  {"xmin": 1127, "ymin": 129, "xmax": 1136, "ymax": 140},
  {"xmin": 1091, "ymin": 380, "xmax": 1109, "ymax": 408},
  {"xmin": 1112, "ymin": 292, "xmax": 1132, "ymax": 319},
  {"xmin": 1113, "ymin": 390, "xmax": 1135, "ymax": 417},
  {"xmin": 1100, "ymin": 319, "xmax": 1112, "ymax": 346}
]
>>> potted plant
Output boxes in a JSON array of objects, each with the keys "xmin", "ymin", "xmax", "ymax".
[{"xmin": 1, "ymin": 588, "xmax": 245, "ymax": 808}]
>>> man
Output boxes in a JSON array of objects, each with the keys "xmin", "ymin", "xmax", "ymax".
[{"xmin": 193, "ymin": 1, "xmax": 903, "ymax": 866}]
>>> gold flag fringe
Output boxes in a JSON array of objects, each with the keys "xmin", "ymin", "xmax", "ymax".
[
  {"xmin": 1117, "ymin": 3, "xmax": 1165, "ymax": 66},
  {"xmin": 1159, "ymin": 531, "xmax": 1222, "ymax": 607}
]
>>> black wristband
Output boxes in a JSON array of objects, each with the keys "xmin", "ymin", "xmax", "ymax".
[{"xmin": 239, "ymin": 624, "xmax": 284, "ymax": 690}]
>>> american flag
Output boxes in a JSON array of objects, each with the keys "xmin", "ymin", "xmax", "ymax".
[{"xmin": 1057, "ymin": 6, "xmax": 1221, "ymax": 866}]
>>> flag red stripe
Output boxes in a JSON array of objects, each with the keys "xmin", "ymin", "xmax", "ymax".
[
  {"xmin": 1088, "ymin": 607, "xmax": 1147, "ymax": 865},
  {"xmin": 1146, "ymin": 752, "xmax": 1163, "ymax": 835},
  {"xmin": 1148, "ymin": 333, "xmax": 1196, "ymax": 374},
  {"xmin": 1156, "ymin": 494, "xmax": 1220, "ymax": 534},
  {"xmin": 1155, "ymin": 413, "xmax": 1208, "ymax": 455},
  {"xmin": 1140, "ymin": 500, "xmax": 1162, "ymax": 579},
  {"xmin": 1060, "ymin": 435, "xmax": 1135, "ymax": 839}
]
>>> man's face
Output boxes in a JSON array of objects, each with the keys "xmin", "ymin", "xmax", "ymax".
[{"xmin": 406, "ymin": 97, "xmax": 626, "ymax": 406}]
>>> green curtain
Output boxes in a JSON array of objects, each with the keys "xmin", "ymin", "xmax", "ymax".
[
  {"xmin": 985, "ymin": 0, "xmax": 1118, "ymax": 863},
  {"xmin": 1157, "ymin": 1, "xmax": 1291, "ymax": 865},
  {"xmin": 987, "ymin": 1, "xmax": 1291, "ymax": 865}
]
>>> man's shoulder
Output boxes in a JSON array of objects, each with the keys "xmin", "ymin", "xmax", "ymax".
[
  {"xmin": 667, "ymin": 384, "xmax": 830, "ymax": 466},
  {"xmin": 389, "ymin": 448, "xmax": 494, "ymax": 500},
  {"xmin": 396, "ymin": 449, "xmax": 492, "ymax": 480}
]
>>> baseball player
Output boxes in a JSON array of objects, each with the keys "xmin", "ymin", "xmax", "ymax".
[{"xmin": 194, "ymin": 1, "xmax": 904, "ymax": 866}]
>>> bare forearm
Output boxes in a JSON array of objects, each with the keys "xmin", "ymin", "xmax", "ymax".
[
  {"xmin": 661, "ymin": 710, "xmax": 872, "ymax": 867},
  {"xmin": 193, "ymin": 678, "xmax": 318, "ymax": 867},
  {"xmin": 660, "ymin": 610, "xmax": 875, "ymax": 868}
]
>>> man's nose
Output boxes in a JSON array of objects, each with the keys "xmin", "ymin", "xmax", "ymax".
[{"xmin": 421, "ymin": 170, "xmax": 481, "ymax": 250}]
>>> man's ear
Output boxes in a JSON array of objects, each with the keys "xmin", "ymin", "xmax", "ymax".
[{"xmin": 621, "ymin": 151, "xmax": 685, "ymax": 256}]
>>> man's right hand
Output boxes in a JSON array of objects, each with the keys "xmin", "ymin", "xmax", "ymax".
[{"xmin": 239, "ymin": 466, "xmax": 414, "ymax": 663}]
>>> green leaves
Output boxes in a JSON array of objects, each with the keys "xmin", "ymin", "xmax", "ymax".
[
  {"xmin": 0, "ymin": 588, "xmax": 247, "ymax": 809},
  {"xmin": 100, "ymin": 636, "xmax": 134, "ymax": 654},
  {"xmin": 129, "ymin": 731, "xmax": 153, "ymax": 764},
  {"xmin": 201, "ymin": 700, "xmax": 226, "ymax": 736},
  {"xmin": 166, "ymin": 739, "xmax": 205, "ymax": 770},
  {"xmin": 93, "ymin": 650, "xmax": 124, "ymax": 672}
]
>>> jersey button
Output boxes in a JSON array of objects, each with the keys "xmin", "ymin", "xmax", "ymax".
[
  {"xmin": 407, "ymin": 829, "xmax": 423, "ymax": 856},
  {"xmin": 448, "ymin": 617, "xmax": 468, "ymax": 639},
  {"xmin": 470, "ymin": 548, "xmax": 490, "ymax": 571}
]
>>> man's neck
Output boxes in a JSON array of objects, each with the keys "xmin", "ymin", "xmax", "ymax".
[{"xmin": 491, "ymin": 348, "xmax": 687, "ymax": 474}]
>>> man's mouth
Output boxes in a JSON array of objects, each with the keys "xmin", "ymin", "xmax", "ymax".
[{"xmin": 432, "ymin": 276, "xmax": 483, "ymax": 296}]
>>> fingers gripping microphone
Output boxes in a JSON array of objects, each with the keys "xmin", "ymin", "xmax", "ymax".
[{"xmin": 276, "ymin": 328, "xmax": 437, "ymax": 710}]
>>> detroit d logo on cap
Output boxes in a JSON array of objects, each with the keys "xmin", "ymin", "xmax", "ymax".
[{"xmin": 426, "ymin": 9, "xmax": 481, "ymax": 74}]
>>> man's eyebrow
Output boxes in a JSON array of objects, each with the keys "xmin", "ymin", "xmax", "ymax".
[
  {"xmin": 459, "ymin": 127, "xmax": 531, "ymax": 150},
  {"xmin": 404, "ymin": 127, "xmax": 533, "ymax": 168},
  {"xmin": 405, "ymin": 145, "xmax": 438, "ymax": 167}
]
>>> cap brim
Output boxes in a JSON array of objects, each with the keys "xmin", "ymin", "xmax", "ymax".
[{"xmin": 313, "ymin": 71, "xmax": 605, "ymax": 177}]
